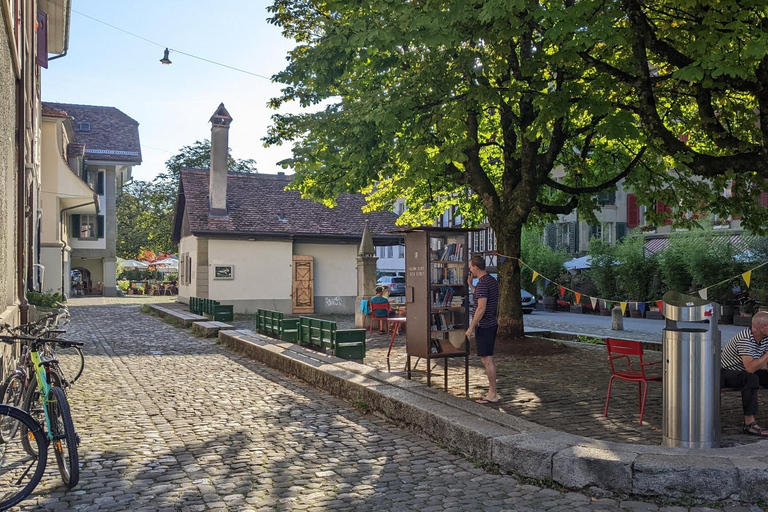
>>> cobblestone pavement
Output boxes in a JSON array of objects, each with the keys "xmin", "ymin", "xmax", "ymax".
[
  {"xmin": 8, "ymin": 298, "xmax": 754, "ymax": 511},
  {"xmin": 235, "ymin": 312, "xmax": 756, "ymax": 447}
]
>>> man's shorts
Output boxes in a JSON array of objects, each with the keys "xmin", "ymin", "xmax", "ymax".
[{"xmin": 475, "ymin": 325, "xmax": 498, "ymax": 357}]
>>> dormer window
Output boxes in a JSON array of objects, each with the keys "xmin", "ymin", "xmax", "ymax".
[
  {"xmin": 277, "ymin": 210, "xmax": 288, "ymax": 222},
  {"xmin": 78, "ymin": 122, "xmax": 91, "ymax": 132}
]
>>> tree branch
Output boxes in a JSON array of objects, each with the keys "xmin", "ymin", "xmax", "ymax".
[
  {"xmin": 545, "ymin": 146, "xmax": 648, "ymax": 194},
  {"xmin": 536, "ymin": 196, "xmax": 579, "ymax": 215}
]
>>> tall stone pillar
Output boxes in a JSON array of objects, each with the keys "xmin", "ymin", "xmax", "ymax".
[{"xmin": 355, "ymin": 219, "xmax": 378, "ymax": 328}]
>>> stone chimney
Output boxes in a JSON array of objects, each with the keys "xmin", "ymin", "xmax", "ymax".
[{"xmin": 209, "ymin": 103, "xmax": 232, "ymax": 217}]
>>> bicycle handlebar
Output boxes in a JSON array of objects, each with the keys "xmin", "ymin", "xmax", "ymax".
[{"xmin": 0, "ymin": 334, "xmax": 84, "ymax": 347}]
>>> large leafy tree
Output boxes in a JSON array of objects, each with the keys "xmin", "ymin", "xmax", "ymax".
[
  {"xmin": 265, "ymin": 0, "xmax": 768, "ymax": 338},
  {"xmin": 159, "ymin": 139, "xmax": 258, "ymax": 182},
  {"xmin": 117, "ymin": 180, "xmax": 177, "ymax": 259}
]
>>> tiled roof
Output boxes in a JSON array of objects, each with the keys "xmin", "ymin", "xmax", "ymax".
[
  {"xmin": 43, "ymin": 102, "xmax": 142, "ymax": 164},
  {"xmin": 177, "ymin": 169, "xmax": 402, "ymax": 243},
  {"xmin": 643, "ymin": 233, "xmax": 753, "ymax": 257},
  {"xmin": 41, "ymin": 103, "xmax": 70, "ymax": 118},
  {"xmin": 67, "ymin": 142, "xmax": 86, "ymax": 158}
]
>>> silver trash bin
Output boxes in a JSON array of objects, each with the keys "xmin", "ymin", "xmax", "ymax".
[{"xmin": 662, "ymin": 291, "xmax": 721, "ymax": 448}]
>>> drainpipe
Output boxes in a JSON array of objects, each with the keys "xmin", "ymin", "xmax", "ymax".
[
  {"xmin": 16, "ymin": 67, "xmax": 28, "ymax": 325},
  {"xmin": 60, "ymin": 199, "xmax": 98, "ymax": 298}
]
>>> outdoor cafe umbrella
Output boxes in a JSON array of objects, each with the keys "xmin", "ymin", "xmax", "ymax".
[
  {"xmin": 153, "ymin": 257, "xmax": 179, "ymax": 268},
  {"xmin": 120, "ymin": 259, "xmax": 148, "ymax": 269}
]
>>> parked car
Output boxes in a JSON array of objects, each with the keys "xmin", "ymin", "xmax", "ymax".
[
  {"xmin": 377, "ymin": 276, "xmax": 406, "ymax": 296},
  {"xmin": 472, "ymin": 274, "xmax": 536, "ymax": 314}
]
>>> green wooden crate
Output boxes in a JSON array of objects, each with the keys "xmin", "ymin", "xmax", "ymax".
[{"xmin": 333, "ymin": 329, "xmax": 366, "ymax": 360}]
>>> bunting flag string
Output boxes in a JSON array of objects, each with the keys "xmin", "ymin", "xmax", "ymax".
[{"xmin": 493, "ymin": 252, "xmax": 768, "ymax": 311}]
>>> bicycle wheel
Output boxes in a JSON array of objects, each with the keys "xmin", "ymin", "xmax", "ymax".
[
  {"xmin": 0, "ymin": 373, "xmax": 26, "ymax": 442},
  {"xmin": 47, "ymin": 386, "xmax": 79, "ymax": 489},
  {"xmin": 52, "ymin": 345, "xmax": 85, "ymax": 387},
  {"xmin": 0, "ymin": 405, "xmax": 47, "ymax": 510},
  {"xmin": 19, "ymin": 372, "xmax": 61, "ymax": 458}
]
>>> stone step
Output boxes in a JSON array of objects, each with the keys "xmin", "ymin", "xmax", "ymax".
[{"xmin": 192, "ymin": 321, "xmax": 235, "ymax": 337}]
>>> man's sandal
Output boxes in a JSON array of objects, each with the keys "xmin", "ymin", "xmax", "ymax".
[{"xmin": 743, "ymin": 421, "xmax": 768, "ymax": 437}]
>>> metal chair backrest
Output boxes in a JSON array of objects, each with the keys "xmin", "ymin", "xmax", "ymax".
[{"xmin": 605, "ymin": 338, "xmax": 647, "ymax": 378}]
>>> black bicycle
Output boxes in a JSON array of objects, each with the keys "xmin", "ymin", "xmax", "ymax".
[{"xmin": 0, "ymin": 404, "xmax": 47, "ymax": 510}]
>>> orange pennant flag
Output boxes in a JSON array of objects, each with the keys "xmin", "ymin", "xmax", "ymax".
[
  {"xmin": 559, "ymin": 286, "xmax": 565, "ymax": 299},
  {"xmin": 574, "ymin": 292, "xmax": 582, "ymax": 305},
  {"xmin": 656, "ymin": 300, "xmax": 663, "ymax": 311}
]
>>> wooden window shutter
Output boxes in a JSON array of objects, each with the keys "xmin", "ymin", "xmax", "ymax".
[
  {"xmin": 627, "ymin": 194, "xmax": 639, "ymax": 227},
  {"xmin": 97, "ymin": 216, "xmax": 105, "ymax": 238},
  {"xmin": 657, "ymin": 201, "xmax": 673, "ymax": 225},
  {"xmin": 71, "ymin": 214, "xmax": 80, "ymax": 237},
  {"xmin": 96, "ymin": 172, "xmax": 105, "ymax": 195}
]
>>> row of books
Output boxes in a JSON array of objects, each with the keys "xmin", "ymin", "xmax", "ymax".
[
  {"xmin": 430, "ymin": 266, "xmax": 464, "ymax": 285},
  {"xmin": 431, "ymin": 287, "xmax": 464, "ymax": 307},
  {"xmin": 433, "ymin": 243, "xmax": 463, "ymax": 261},
  {"xmin": 430, "ymin": 312, "xmax": 456, "ymax": 331}
]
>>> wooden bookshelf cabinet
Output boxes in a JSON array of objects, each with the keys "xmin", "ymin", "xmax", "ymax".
[{"xmin": 403, "ymin": 227, "xmax": 470, "ymax": 395}]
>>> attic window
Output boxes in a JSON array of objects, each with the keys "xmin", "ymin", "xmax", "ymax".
[
  {"xmin": 277, "ymin": 210, "xmax": 288, "ymax": 222},
  {"xmin": 78, "ymin": 122, "xmax": 91, "ymax": 132}
]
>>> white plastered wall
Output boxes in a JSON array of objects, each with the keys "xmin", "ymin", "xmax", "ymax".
[
  {"xmin": 294, "ymin": 242, "xmax": 357, "ymax": 313},
  {"xmin": 177, "ymin": 234, "xmax": 198, "ymax": 302},
  {"xmin": 207, "ymin": 239, "xmax": 293, "ymax": 304}
]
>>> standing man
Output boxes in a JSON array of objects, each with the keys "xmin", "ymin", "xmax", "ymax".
[
  {"xmin": 466, "ymin": 255, "xmax": 499, "ymax": 404},
  {"xmin": 721, "ymin": 311, "xmax": 768, "ymax": 436}
]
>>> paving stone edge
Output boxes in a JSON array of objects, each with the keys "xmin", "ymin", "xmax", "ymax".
[{"xmin": 217, "ymin": 329, "xmax": 768, "ymax": 503}]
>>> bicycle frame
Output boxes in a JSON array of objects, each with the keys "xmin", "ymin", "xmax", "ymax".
[{"xmin": 28, "ymin": 349, "xmax": 55, "ymax": 440}]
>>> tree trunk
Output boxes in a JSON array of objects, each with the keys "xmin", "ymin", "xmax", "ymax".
[{"xmin": 495, "ymin": 223, "xmax": 525, "ymax": 339}]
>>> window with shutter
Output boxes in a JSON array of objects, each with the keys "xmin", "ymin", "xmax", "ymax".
[
  {"xmin": 96, "ymin": 172, "xmax": 105, "ymax": 195},
  {"xmin": 627, "ymin": 194, "xmax": 639, "ymax": 227},
  {"xmin": 656, "ymin": 201, "xmax": 673, "ymax": 225},
  {"xmin": 97, "ymin": 216, "xmax": 105, "ymax": 238}
]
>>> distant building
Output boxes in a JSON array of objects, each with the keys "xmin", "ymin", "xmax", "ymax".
[{"xmin": 43, "ymin": 102, "xmax": 142, "ymax": 296}]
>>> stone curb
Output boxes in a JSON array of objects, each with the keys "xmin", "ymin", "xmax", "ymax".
[{"xmin": 218, "ymin": 329, "xmax": 768, "ymax": 502}]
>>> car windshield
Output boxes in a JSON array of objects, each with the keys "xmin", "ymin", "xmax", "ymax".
[{"xmin": 392, "ymin": 277, "xmax": 405, "ymax": 283}]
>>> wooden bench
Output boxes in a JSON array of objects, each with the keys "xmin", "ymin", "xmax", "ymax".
[
  {"xmin": 149, "ymin": 304, "xmax": 207, "ymax": 327},
  {"xmin": 192, "ymin": 321, "xmax": 235, "ymax": 337}
]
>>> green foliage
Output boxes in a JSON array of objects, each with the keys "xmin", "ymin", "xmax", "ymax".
[
  {"xmin": 158, "ymin": 139, "xmax": 257, "ymax": 183},
  {"xmin": 117, "ymin": 280, "xmax": 130, "ymax": 292},
  {"xmin": 586, "ymin": 238, "xmax": 619, "ymax": 301},
  {"xmin": 614, "ymin": 235, "xmax": 659, "ymax": 301},
  {"xmin": 520, "ymin": 230, "xmax": 567, "ymax": 297},
  {"xmin": 576, "ymin": 335, "xmax": 604, "ymax": 345},
  {"xmin": 164, "ymin": 273, "xmax": 178, "ymax": 282},
  {"xmin": 117, "ymin": 180, "xmax": 177, "ymax": 259},
  {"xmin": 119, "ymin": 268, "xmax": 152, "ymax": 281},
  {"xmin": 27, "ymin": 291, "xmax": 64, "ymax": 308}
]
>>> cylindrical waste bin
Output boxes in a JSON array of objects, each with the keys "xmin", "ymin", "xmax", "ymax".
[{"xmin": 662, "ymin": 291, "xmax": 721, "ymax": 448}]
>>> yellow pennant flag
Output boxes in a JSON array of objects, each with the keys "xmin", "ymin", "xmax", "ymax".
[
  {"xmin": 620, "ymin": 302, "xmax": 628, "ymax": 315},
  {"xmin": 743, "ymin": 270, "xmax": 752, "ymax": 289},
  {"xmin": 574, "ymin": 292, "xmax": 582, "ymax": 305},
  {"xmin": 532, "ymin": 271, "xmax": 539, "ymax": 283},
  {"xmin": 698, "ymin": 288, "xmax": 708, "ymax": 300}
]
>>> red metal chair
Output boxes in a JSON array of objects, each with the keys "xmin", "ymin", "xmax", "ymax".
[
  {"xmin": 603, "ymin": 338, "xmax": 661, "ymax": 424},
  {"xmin": 369, "ymin": 301, "xmax": 390, "ymax": 334}
]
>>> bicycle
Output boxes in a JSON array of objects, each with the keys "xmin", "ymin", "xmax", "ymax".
[
  {"xmin": 0, "ymin": 404, "xmax": 47, "ymax": 510},
  {"xmin": 0, "ymin": 335, "xmax": 82, "ymax": 489}
]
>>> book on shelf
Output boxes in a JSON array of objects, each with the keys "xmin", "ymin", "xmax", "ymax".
[{"xmin": 435, "ymin": 242, "xmax": 464, "ymax": 262}]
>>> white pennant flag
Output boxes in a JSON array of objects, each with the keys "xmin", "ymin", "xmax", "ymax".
[
  {"xmin": 590, "ymin": 297, "xmax": 598, "ymax": 309},
  {"xmin": 698, "ymin": 288, "xmax": 708, "ymax": 300}
]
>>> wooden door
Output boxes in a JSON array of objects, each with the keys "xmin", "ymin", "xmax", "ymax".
[{"xmin": 292, "ymin": 255, "xmax": 314, "ymax": 314}]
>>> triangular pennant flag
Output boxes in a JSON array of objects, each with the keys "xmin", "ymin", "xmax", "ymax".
[
  {"xmin": 656, "ymin": 300, "xmax": 663, "ymax": 311},
  {"xmin": 532, "ymin": 271, "xmax": 539, "ymax": 283},
  {"xmin": 574, "ymin": 292, "xmax": 582, "ymax": 305},
  {"xmin": 518, "ymin": 259, "xmax": 523, "ymax": 268},
  {"xmin": 620, "ymin": 302, "xmax": 628, "ymax": 315},
  {"xmin": 545, "ymin": 279, "xmax": 550, "ymax": 288},
  {"xmin": 604, "ymin": 300, "xmax": 611, "ymax": 310},
  {"xmin": 638, "ymin": 302, "xmax": 647, "ymax": 314},
  {"xmin": 559, "ymin": 286, "xmax": 565, "ymax": 299},
  {"xmin": 743, "ymin": 270, "xmax": 752, "ymax": 289},
  {"xmin": 590, "ymin": 297, "xmax": 598, "ymax": 309},
  {"xmin": 500, "ymin": 256, "xmax": 507, "ymax": 265},
  {"xmin": 698, "ymin": 288, "xmax": 708, "ymax": 300}
]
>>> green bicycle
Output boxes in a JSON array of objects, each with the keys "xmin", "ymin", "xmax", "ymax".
[{"xmin": 0, "ymin": 334, "xmax": 82, "ymax": 489}]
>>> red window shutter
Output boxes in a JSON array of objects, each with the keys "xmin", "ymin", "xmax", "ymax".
[
  {"xmin": 657, "ymin": 201, "xmax": 673, "ymax": 225},
  {"xmin": 627, "ymin": 194, "xmax": 639, "ymax": 227}
]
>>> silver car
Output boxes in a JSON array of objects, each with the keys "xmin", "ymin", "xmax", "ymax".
[{"xmin": 377, "ymin": 276, "xmax": 406, "ymax": 296}]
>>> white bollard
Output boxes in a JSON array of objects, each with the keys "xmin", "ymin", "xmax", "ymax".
[{"xmin": 611, "ymin": 306, "xmax": 624, "ymax": 331}]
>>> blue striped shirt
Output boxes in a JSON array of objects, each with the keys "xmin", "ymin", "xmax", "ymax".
[{"xmin": 473, "ymin": 274, "xmax": 499, "ymax": 328}]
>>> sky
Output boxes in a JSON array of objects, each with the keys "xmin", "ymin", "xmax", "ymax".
[{"xmin": 42, "ymin": 0, "xmax": 299, "ymax": 181}]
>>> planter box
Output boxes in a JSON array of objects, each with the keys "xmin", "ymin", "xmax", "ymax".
[
  {"xmin": 646, "ymin": 311, "xmax": 664, "ymax": 320},
  {"xmin": 630, "ymin": 309, "xmax": 644, "ymax": 318}
]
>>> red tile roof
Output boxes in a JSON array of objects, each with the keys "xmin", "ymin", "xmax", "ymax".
[
  {"xmin": 41, "ymin": 103, "xmax": 70, "ymax": 118},
  {"xmin": 175, "ymin": 169, "xmax": 402, "ymax": 243}
]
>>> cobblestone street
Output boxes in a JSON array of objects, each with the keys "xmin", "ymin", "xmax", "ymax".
[{"xmin": 11, "ymin": 297, "xmax": 758, "ymax": 511}]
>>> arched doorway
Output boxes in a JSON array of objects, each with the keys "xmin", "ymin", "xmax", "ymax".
[{"xmin": 71, "ymin": 267, "xmax": 93, "ymax": 296}]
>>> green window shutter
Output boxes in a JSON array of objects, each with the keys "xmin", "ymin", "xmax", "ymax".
[
  {"xmin": 96, "ymin": 172, "xmax": 105, "ymax": 195},
  {"xmin": 71, "ymin": 214, "xmax": 80, "ymax": 237},
  {"xmin": 97, "ymin": 216, "xmax": 105, "ymax": 238},
  {"xmin": 616, "ymin": 222, "xmax": 627, "ymax": 241}
]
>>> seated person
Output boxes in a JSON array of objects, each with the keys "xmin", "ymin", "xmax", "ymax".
[
  {"xmin": 721, "ymin": 311, "xmax": 768, "ymax": 436},
  {"xmin": 370, "ymin": 286, "xmax": 390, "ymax": 334}
]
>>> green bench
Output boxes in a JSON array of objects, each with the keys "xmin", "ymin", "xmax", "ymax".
[
  {"xmin": 189, "ymin": 297, "xmax": 234, "ymax": 322},
  {"xmin": 255, "ymin": 309, "xmax": 365, "ymax": 360}
]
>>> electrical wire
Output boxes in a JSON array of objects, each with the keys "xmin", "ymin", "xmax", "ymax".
[{"xmin": 72, "ymin": 9, "xmax": 274, "ymax": 81}]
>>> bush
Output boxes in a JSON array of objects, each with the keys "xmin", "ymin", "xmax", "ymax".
[
  {"xmin": 521, "ymin": 229, "xmax": 568, "ymax": 296},
  {"xmin": 586, "ymin": 238, "xmax": 619, "ymax": 300},
  {"xmin": 117, "ymin": 280, "xmax": 130, "ymax": 292},
  {"xmin": 27, "ymin": 291, "xmax": 65, "ymax": 308},
  {"xmin": 614, "ymin": 235, "xmax": 659, "ymax": 301}
]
